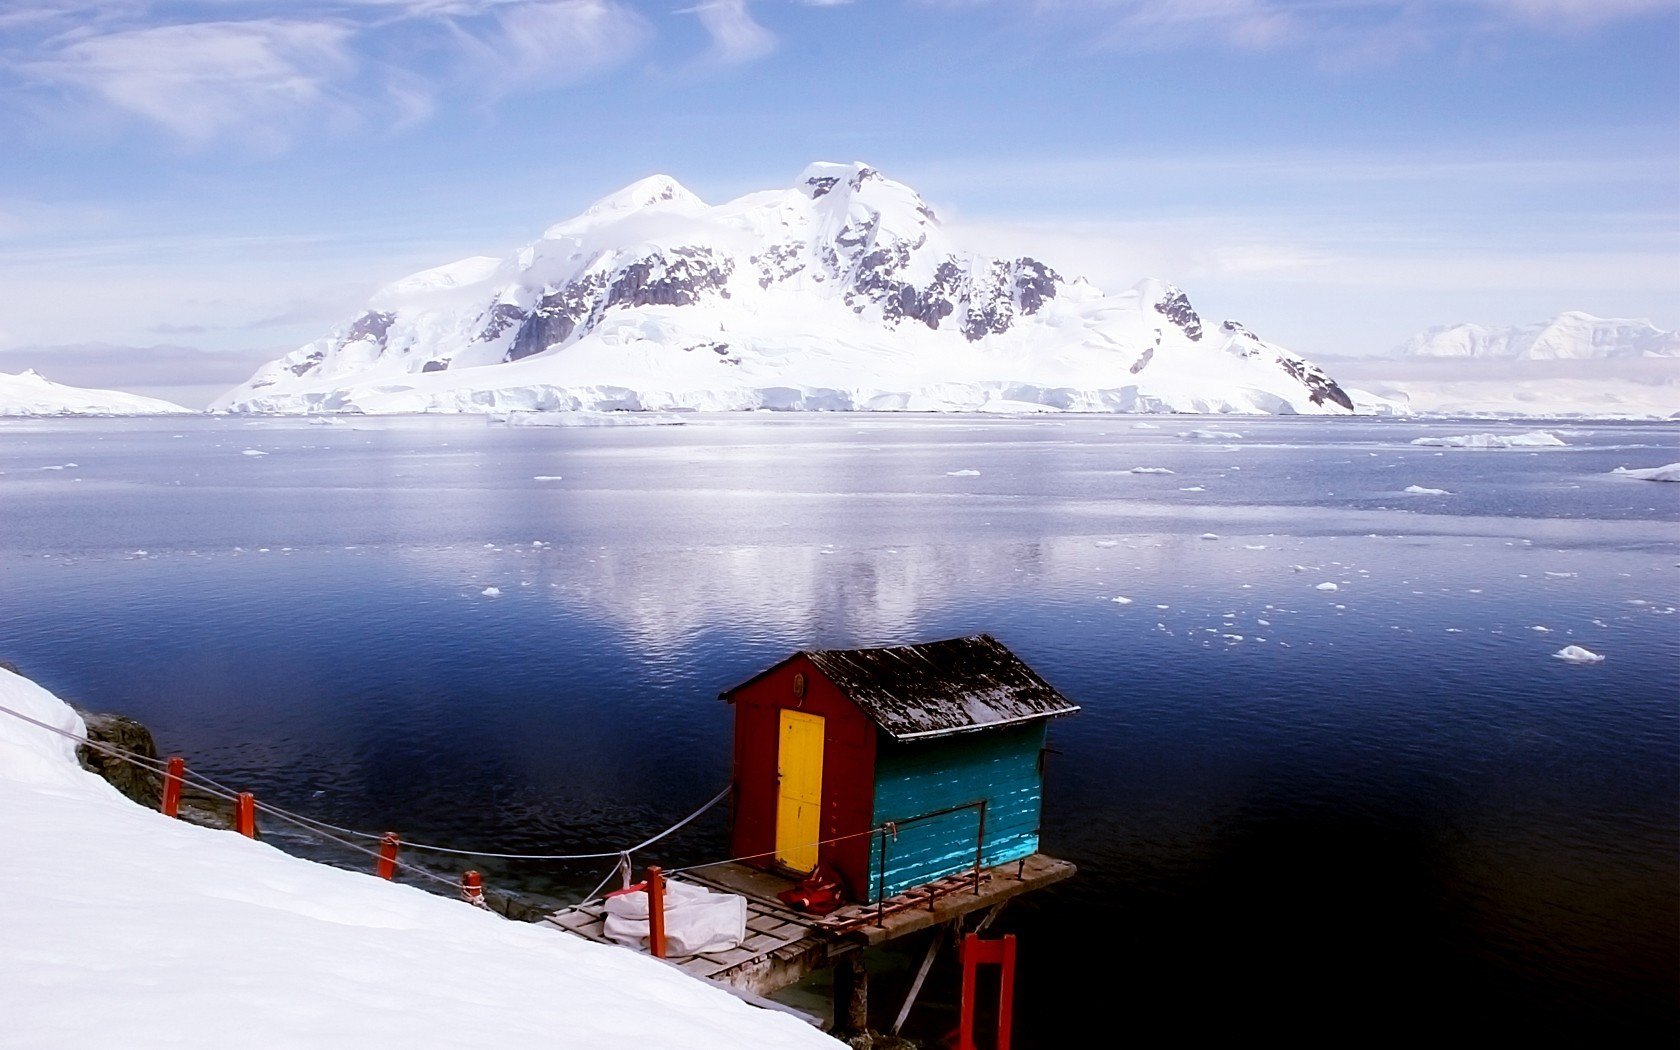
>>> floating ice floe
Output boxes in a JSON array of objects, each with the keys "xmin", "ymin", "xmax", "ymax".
[
  {"xmin": 532, "ymin": 475, "xmax": 563, "ymax": 481},
  {"xmin": 1316, "ymin": 582, "xmax": 1339, "ymax": 592},
  {"xmin": 1544, "ymin": 571, "xmax": 1577, "ymax": 578},
  {"xmin": 1410, "ymin": 431, "xmax": 1566, "ymax": 449},
  {"xmin": 1094, "ymin": 539, "xmax": 1119, "ymax": 548},
  {"xmin": 240, "ymin": 449, "xmax": 268, "ymax": 457},
  {"xmin": 946, "ymin": 469, "xmax": 981, "ymax": 477},
  {"xmin": 1403, "ymin": 485, "xmax": 1452, "ymax": 495},
  {"xmin": 1610, "ymin": 462, "xmax": 1680, "ymax": 482},
  {"xmin": 1199, "ymin": 533, "xmax": 1219, "ymax": 540},
  {"xmin": 1132, "ymin": 422, "xmax": 1159, "ymax": 429},
  {"xmin": 1110, "ymin": 596, "xmax": 1133, "ymax": 605},
  {"xmin": 481, "ymin": 587, "xmax": 502, "ymax": 597},
  {"xmin": 1127, "ymin": 467, "xmax": 1175, "ymax": 475},
  {"xmin": 1552, "ymin": 645, "xmax": 1604, "ymax": 664},
  {"xmin": 1530, "ymin": 625, "xmax": 1551, "ymax": 632},
  {"xmin": 1179, "ymin": 486, "xmax": 1205, "ymax": 492},
  {"xmin": 1182, "ymin": 429, "xmax": 1243, "ymax": 440}
]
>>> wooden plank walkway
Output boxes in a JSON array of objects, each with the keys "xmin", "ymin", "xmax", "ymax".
[{"xmin": 539, "ymin": 853, "xmax": 1075, "ymax": 998}]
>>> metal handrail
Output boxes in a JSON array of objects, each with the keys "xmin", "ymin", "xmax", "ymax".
[{"xmin": 873, "ymin": 798, "xmax": 989, "ymax": 925}]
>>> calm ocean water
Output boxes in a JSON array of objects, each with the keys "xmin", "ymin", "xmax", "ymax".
[{"xmin": 1, "ymin": 414, "xmax": 1675, "ymax": 1042}]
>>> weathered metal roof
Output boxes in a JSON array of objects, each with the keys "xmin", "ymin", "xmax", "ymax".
[{"xmin": 726, "ymin": 634, "xmax": 1079, "ymax": 743}]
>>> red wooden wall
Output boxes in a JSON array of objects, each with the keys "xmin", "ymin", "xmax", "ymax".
[{"xmin": 726, "ymin": 654, "xmax": 877, "ymax": 900}]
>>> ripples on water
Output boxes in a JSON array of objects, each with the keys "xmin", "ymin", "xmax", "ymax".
[{"xmin": 1, "ymin": 415, "xmax": 1675, "ymax": 1042}]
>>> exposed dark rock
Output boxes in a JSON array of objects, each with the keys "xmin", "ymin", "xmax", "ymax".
[
  {"xmin": 1013, "ymin": 258, "xmax": 1060, "ymax": 315},
  {"xmin": 345, "ymin": 311, "xmax": 395, "ymax": 346},
  {"xmin": 421, "ymin": 360, "xmax": 449, "ymax": 373},
  {"xmin": 605, "ymin": 247, "xmax": 734, "ymax": 311},
  {"xmin": 1130, "ymin": 346, "xmax": 1155, "ymax": 375},
  {"xmin": 288, "ymin": 349, "xmax": 324, "ymax": 377},
  {"xmin": 73, "ymin": 708, "xmax": 162, "ymax": 808},
  {"xmin": 477, "ymin": 303, "xmax": 528, "ymax": 342},
  {"xmin": 752, "ymin": 242, "xmax": 805, "ymax": 288},
  {"xmin": 1280, "ymin": 357, "xmax": 1355, "ymax": 410},
  {"xmin": 507, "ymin": 273, "xmax": 606, "ymax": 362},
  {"xmin": 805, "ymin": 176, "xmax": 840, "ymax": 199},
  {"xmin": 1154, "ymin": 288, "xmax": 1203, "ymax": 342}
]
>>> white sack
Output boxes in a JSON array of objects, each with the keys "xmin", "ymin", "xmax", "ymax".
[{"xmin": 603, "ymin": 881, "xmax": 747, "ymax": 956}]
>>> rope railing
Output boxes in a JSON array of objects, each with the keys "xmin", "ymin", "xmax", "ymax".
[
  {"xmin": 0, "ymin": 700, "xmax": 730, "ymax": 899},
  {"xmin": 0, "ymin": 699, "xmax": 997, "ymax": 924}
]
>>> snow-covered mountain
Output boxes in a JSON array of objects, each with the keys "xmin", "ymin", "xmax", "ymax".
[
  {"xmin": 0, "ymin": 370, "xmax": 193, "ymax": 416},
  {"xmin": 1396, "ymin": 312, "xmax": 1680, "ymax": 360},
  {"xmin": 216, "ymin": 162, "xmax": 1370, "ymax": 416}
]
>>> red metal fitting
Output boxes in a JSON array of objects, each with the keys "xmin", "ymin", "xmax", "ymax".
[
  {"xmin": 233, "ymin": 792, "xmax": 257, "ymax": 838},
  {"xmin": 161, "ymin": 756, "xmax": 184, "ymax": 818},
  {"xmin": 376, "ymin": 833, "xmax": 400, "ymax": 880},
  {"xmin": 461, "ymin": 870, "xmax": 487, "ymax": 908},
  {"xmin": 646, "ymin": 866, "xmax": 667, "ymax": 958}
]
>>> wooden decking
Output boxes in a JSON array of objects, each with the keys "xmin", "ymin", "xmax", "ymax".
[{"xmin": 539, "ymin": 853, "xmax": 1075, "ymax": 998}]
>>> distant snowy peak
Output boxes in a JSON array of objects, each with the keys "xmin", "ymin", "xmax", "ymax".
[
  {"xmin": 217, "ymin": 161, "xmax": 1368, "ymax": 416},
  {"xmin": 0, "ymin": 369, "xmax": 193, "ymax": 417},
  {"xmin": 1397, "ymin": 312, "xmax": 1680, "ymax": 360}
]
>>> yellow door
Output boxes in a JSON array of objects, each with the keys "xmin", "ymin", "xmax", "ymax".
[{"xmin": 775, "ymin": 709, "xmax": 825, "ymax": 873}]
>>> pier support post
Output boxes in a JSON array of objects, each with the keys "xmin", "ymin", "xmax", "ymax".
[
  {"xmin": 833, "ymin": 952, "xmax": 868, "ymax": 1036},
  {"xmin": 161, "ymin": 756, "xmax": 184, "ymax": 818}
]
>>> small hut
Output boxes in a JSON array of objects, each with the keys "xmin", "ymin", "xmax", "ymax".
[{"xmin": 720, "ymin": 634, "xmax": 1078, "ymax": 903}]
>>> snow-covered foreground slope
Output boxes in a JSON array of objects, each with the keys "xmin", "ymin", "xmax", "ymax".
[
  {"xmin": 0, "ymin": 667, "xmax": 830, "ymax": 1049},
  {"xmin": 216, "ymin": 162, "xmax": 1375, "ymax": 417},
  {"xmin": 1396, "ymin": 312, "xmax": 1680, "ymax": 360},
  {"xmin": 1, "ymin": 369, "xmax": 193, "ymax": 416}
]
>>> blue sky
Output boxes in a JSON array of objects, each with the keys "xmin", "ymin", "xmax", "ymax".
[{"xmin": 1, "ymin": 0, "xmax": 1677, "ymax": 400}]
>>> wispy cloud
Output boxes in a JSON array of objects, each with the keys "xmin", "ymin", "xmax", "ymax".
[
  {"xmin": 26, "ymin": 19, "xmax": 358, "ymax": 148},
  {"xmin": 683, "ymin": 0, "xmax": 777, "ymax": 64},
  {"xmin": 6, "ymin": 1, "xmax": 656, "ymax": 149}
]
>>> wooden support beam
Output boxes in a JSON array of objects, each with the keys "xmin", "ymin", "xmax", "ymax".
[{"xmin": 891, "ymin": 926, "xmax": 945, "ymax": 1036}]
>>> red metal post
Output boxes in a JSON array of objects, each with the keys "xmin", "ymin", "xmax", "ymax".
[
  {"xmin": 996, "ymin": 935, "xmax": 1016, "ymax": 1050},
  {"xmin": 646, "ymin": 865, "xmax": 667, "ymax": 959},
  {"xmin": 376, "ymin": 833, "xmax": 400, "ymax": 880},
  {"xmin": 958, "ymin": 933, "xmax": 1018, "ymax": 1050},
  {"xmin": 959, "ymin": 935, "xmax": 979, "ymax": 1050},
  {"xmin": 461, "ymin": 870, "xmax": 487, "ymax": 908},
  {"xmin": 161, "ymin": 756, "xmax": 184, "ymax": 818},
  {"xmin": 233, "ymin": 792, "xmax": 257, "ymax": 838}
]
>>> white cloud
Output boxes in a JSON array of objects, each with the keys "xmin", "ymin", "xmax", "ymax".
[
  {"xmin": 8, "ymin": 2, "xmax": 654, "ymax": 147},
  {"xmin": 684, "ymin": 0, "xmax": 777, "ymax": 64},
  {"xmin": 1473, "ymin": 0, "xmax": 1680, "ymax": 28},
  {"xmin": 455, "ymin": 1, "xmax": 653, "ymax": 92},
  {"xmin": 27, "ymin": 19, "xmax": 358, "ymax": 148}
]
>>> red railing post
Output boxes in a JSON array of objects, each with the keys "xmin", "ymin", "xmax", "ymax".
[
  {"xmin": 958, "ymin": 933, "xmax": 1018, "ymax": 1050},
  {"xmin": 233, "ymin": 792, "xmax": 257, "ymax": 838},
  {"xmin": 646, "ymin": 865, "xmax": 667, "ymax": 958},
  {"xmin": 376, "ymin": 833, "xmax": 401, "ymax": 880},
  {"xmin": 461, "ymin": 870, "xmax": 487, "ymax": 908},
  {"xmin": 161, "ymin": 756, "xmax": 184, "ymax": 818}
]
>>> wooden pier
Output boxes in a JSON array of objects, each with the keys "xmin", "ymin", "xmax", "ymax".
[{"xmin": 540, "ymin": 853, "xmax": 1074, "ymax": 1026}]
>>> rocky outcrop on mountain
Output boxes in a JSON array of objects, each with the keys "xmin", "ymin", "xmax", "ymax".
[{"xmin": 216, "ymin": 162, "xmax": 1381, "ymax": 416}]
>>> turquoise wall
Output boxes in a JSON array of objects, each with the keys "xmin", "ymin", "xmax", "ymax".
[{"xmin": 866, "ymin": 722, "xmax": 1046, "ymax": 901}]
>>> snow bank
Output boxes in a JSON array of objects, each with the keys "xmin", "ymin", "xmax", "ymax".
[
  {"xmin": 1409, "ymin": 431, "xmax": 1566, "ymax": 449},
  {"xmin": 0, "ymin": 668, "xmax": 829, "ymax": 1049},
  {"xmin": 1611, "ymin": 462, "xmax": 1680, "ymax": 482},
  {"xmin": 0, "ymin": 370, "xmax": 193, "ymax": 417}
]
